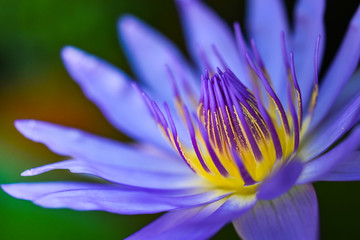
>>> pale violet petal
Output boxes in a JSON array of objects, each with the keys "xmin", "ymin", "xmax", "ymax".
[
  {"xmin": 246, "ymin": 0, "xmax": 289, "ymax": 101},
  {"xmin": 298, "ymin": 126, "xmax": 360, "ymax": 184},
  {"xmin": 176, "ymin": 0, "xmax": 249, "ymax": 86},
  {"xmin": 14, "ymin": 120, "xmax": 193, "ymax": 176},
  {"xmin": 311, "ymin": 6, "xmax": 360, "ymax": 127},
  {"xmin": 321, "ymin": 151, "xmax": 360, "ymax": 181},
  {"xmin": 234, "ymin": 184, "xmax": 318, "ymax": 240},
  {"xmin": 127, "ymin": 194, "xmax": 256, "ymax": 240},
  {"xmin": 320, "ymin": 69, "xmax": 360, "ymax": 125},
  {"xmin": 2, "ymin": 183, "xmax": 229, "ymax": 215},
  {"xmin": 21, "ymin": 159, "xmax": 200, "ymax": 190},
  {"xmin": 61, "ymin": 46, "xmax": 168, "ymax": 148},
  {"xmin": 292, "ymin": 0, "xmax": 325, "ymax": 105},
  {"xmin": 118, "ymin": 15, "xmax": 199, "ymax": 103},
  {"xmin": 301, "ymin": 94, "xmax": 360, "ymax": 160}
]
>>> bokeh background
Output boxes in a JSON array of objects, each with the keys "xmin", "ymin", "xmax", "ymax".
[{"xmin": 0, "ymin": 0, "xmax": 359, "ymax": 239}]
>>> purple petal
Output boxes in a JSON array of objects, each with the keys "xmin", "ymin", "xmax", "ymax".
[
  {"xmin": 234, "ymin": 184, "xmax": 318, "ymax": 240},
  {"xmin": 14, "ymin": 120, "xmax": 182, "ymax": 170},
  {"xmin": 2, "ymin": 183, "xmax": 229, "ymax": 215},
  {"xmin": 301, "ymin": 94, "xmax": 360, "ymax": 160},
  {"xmin": 258, "ymin": 160, "xmax": 303, "ymax": 200},
  {"xmin": 321, "ymin": 151, "xmax": 360, "ymax": 181},
  {"xmin": 118, "ymin": 15, "xmax": 199, "ymax": 103},
  {"xmin": 322, "ymin": 70, "xmax": 360, "ymax": 124},
  {"xmin": 21, "ymin": 159, "xmax": 201, "ymax": 190},
  {"xmin": 16, "ymin": 120, "xmax": 200, "ymax": 188},
  {"xmin": 127, "ymin": 194, "xmax": 256, "ymax": 240},
  {"xmin": 311, "ymin": 6, "xmax": 360, "ymax": 126},
  {"xmin": 292, "ymin": 0, "xmax": 325, "ymax": 105},
  {"xmin": 246, "ymin": 0, "xmax": 289, "ymax": 100},
  {"xmin": 176, "ymin": 0, "xmax": 249, "ymax": 86},
  {"xmin": 61, "ymin": 46, "xmax": 169, "ymax": 149},
  {"xmin": 298, "ymin": 126, "xmax": 360, "ymax": 184}
]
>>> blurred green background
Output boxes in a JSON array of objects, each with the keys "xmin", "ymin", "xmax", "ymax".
[{"xmin": 0, "ymin": 0, "xmax": 359, "ymax": 239}]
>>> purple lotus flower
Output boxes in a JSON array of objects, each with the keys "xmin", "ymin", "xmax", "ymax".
[{"xmin": 3, "ymin": 0, "xmax": 360, "ymax": 239}]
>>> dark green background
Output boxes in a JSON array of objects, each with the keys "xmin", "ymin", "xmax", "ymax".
[{"xmin": 0, "ymin": 0, "xmax": 359, "ymax": 239}]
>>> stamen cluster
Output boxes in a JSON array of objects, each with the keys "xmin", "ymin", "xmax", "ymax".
[{"xmin": 138, "ymin": 36, "xmax": 321, "ymax": 192}]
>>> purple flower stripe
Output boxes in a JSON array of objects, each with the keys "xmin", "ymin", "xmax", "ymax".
[
  {"xmin": 287, "ymin": 79, "xmax": 300, "ymax": 153},
  {"xmin": 224, "ymin": 70, "xmax": 252, "ymax": 99},
  {"xmin": 292, "ymin": 0, "xmax": 325, "ymax": 107},
  {"xmin": 228, "ymin": 80, "xmax": 264, "ymax": 162},
  {"xmin": 245, "ymin": 51, "xmax": 290, "ymax": 135},
  {"xmin": 311, "ymin": 6, "xmax": 360, "ymax": 127},
  {"xmin": 280, "ymin": 38, "xmax": 300, "ymax": 153},
  {"xmin": 219, "ymin": 70, "xmax": 267, "ymax": 152},
  {"xmin": 252, "ymin": 85, "xmax": 283, "ymax": 160},
  {"xmin": 246, "ymin": 0, "xmax": 289, "ymax": 102},
  {"xmin": 201, "ymin": 73, "xmax": 210, "ymax": 129},
  {"xmin": 132, "ymin": 82, "xmax": 156, "ymax": 119},
  {"xmin": 219, "ymin": 77, "xmax": 248, "ymax": 147},
  {"xmin": 194, "ymin": 115, "xmax": 229, "ymax": 177},
  {"xmin": 166, "ymin": 65, "xmax": 181, "ymax": 100},
  {"xmin": 213, "ymin": 78, "xmax": 238, "ymax": 149},
  {"xmin": 280, "ymin": 32, "xmax": 290, "ymax": 70},
  {"xmin": 208, "ymin": 77, "xmax": 223, "ymax": 149},
  {"xmin": 230, "ymin": 148, "xmax": 256, "ymax": 186},
  {"xmin": 289, "ymin": 52, "xmax": 303, "ymax": 127},
  {"xmin": 183, "ymin": 105, "xmax": 210, "ymax": 172},
  {"xmin": 233, "ymin": 22, "xmax": 252, "ymax": 85},
  {"xmin": 151, "ymin": 101, "xmax": 170, "ymax": 131},
  {"xmin": 307, "ymin": 36, "xmax": 321, "ymax": 118},
  {"xmin": 205, "ymin": 77, "xmax": 216, "ymax": 144},
  {"xmin": 223, "ymin": 70, "xmax": 270, "ymax": 140},
  {"xmin": 163, "ymin": 103, "xmax": 196, "ymax": 173},
  {"xmin": 211, "ymin": 44, "xmax": 228, "ymax": 69},
  {"xmin": 250, "ymin": 39, "xmax": 265, "ymax": 71},
  {"xmin": 233, "ymin": 22, "xmax": 247, "ymax": 61}
]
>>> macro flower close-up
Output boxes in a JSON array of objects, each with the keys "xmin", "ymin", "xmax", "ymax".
[{"xmin": 2, "ymin": 0, "xmax": 360, "ymax": 239}]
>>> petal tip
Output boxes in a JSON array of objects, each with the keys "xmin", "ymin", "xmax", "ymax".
[
  {"xmin": 61, "ymin": 45, "xmax": 77, "ymax": 59},
  {"xmin": 175, "ymin": 0, "xmax": 196, "ymax": 6},
  {"xmin": 351, "ymin": 5, "xmax": 360, "ymax": 27},
  {"xmin": 118, "ymin": 14, "xmax": 139, "ymax": 33},
  {"xmin": 21, "ymin": 169, "xmax": 33, "ymax": 177},
  {"xmin": 14, "ymin": 119, "xmax": 38, "ymax": 138},
  {"xmin": 1, "ymin": 184, "xmax": 20, "ymax": 199},
  {"xmin": 61, "ymin": 46, "xmax": 88, "ymax": 67}
]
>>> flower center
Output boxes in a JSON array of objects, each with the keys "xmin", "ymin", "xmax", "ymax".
[
  {"xmin": 139, "ymin": 36, "xmax": 321, "ymax": 193},
  {"xmin": 197, "ymin": 69, "xmax": 278, "ymax": 181},
  {"xmin": 186, "ymin": 69, "xmax": 301, "ymax": 194}
]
